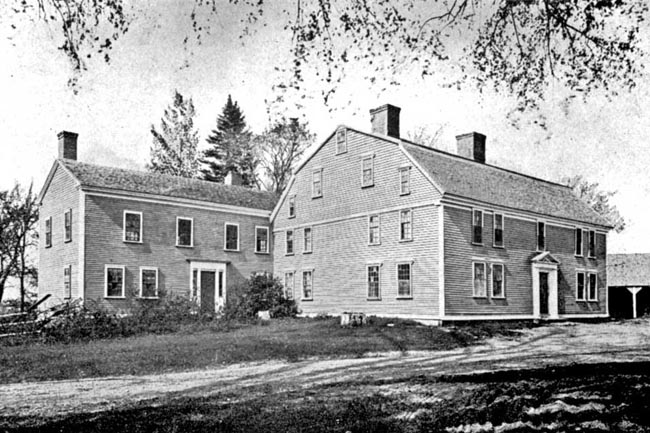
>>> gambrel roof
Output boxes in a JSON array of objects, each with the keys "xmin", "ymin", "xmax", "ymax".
[
  {"xmin": 43, "ymin": 159, "xmax": 277, "ymax": 211},
  {"xmin": 608, "ymin": 254, "xmax": 650, "ymax": 287}
]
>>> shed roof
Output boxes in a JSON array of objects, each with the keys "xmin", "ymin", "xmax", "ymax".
[{"xmin": 608, "ymin": 254, "xmax": 650, "ymax": 287}]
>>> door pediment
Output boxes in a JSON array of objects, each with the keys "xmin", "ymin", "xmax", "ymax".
[{"xmin": 531, "ymin": 251, "xmax": 560, "ymax": 265}]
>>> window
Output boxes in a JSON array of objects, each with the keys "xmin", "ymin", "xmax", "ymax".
[
  {"xmin": 303, "ymin": 227, "xmax": 312, "ymax": 253},
  {"xmin": 63, "ymin": 265, "xmax": 71, "ymax": 299},
  {"xmin": 368, "ymin": 215, "xmax": 381, "ymax": 245},
  {"xmin": 105, "ymin": 265, "xmax": 125, "ymax": 298},
  {"xmin": 472, "ymin": 210, "xmax": 483, "ymax": 244},
  {"xmin": 302, "ymin": 270, "xmax": 313, "ymax": 300},
  {"xmin": 312, "ymin": 169, "xmax": 323, "ymax": 198},
  {"xmin": 64, "ymin": 209, "xmax": 72, "ymax": 243},
  {"xmin": 588, "ymin": 230, "xmax": 596, "ymax": 257},
  {"xmin": 123, "ymin": 211, "xmax": 142, "ymax": 243},
  {"xmin": 288, "ymin": 195, "xmax": 296, "ymax": 218},
  {"xmin": 491, "ymin": 264, "xmax": 505, "ymax": 298},
  {"xmin": 45, "ymin": 217, "xmax": 52, "ymax": 248},
  {"xmin": 367, "ymin": 265, "xmax": 380, "ymax": 299},
  {"xmin": 140, "ymin": 267, "xmax": 158, "ymax": 298},
  {"xmin": 537, "ymin": 221, "xmax": 546, "ymax": 251},
  {"xmin": 284, "ymin": 272, "xmax": 294, "ymax": 300},
  {"xmin": 336, "ymin": 128, "xmax": 347, "ymax": 154},
  {"xmin": 399, "ymin": 209, "xmax": 412, "ymax": 241},
  {"xmin": 399, "ymin": 167, "xmax": 410, "ymax": 195},
  {"xmin": 588, "ymin": 273, "xmax": 598, "ymax": 301},
  {"xmin": 224, "ymin": 223, "xmax": 239, "ymax": 251},
  {"xmin": 286, "ymin": 230, "xmax": 294, "ymax": 255},
  {"xmin": 361, "ymin": 155, "xmax": 374, "ymax": 187},
  {"xmin": 493, "ymin": 213, "xmax": 504, "ymax": 247},
  {"xmin": 473, "ymin": 262, "xmax": 487, "ymax": 297},
  {"xmin": 575, "ymin": 228, "xmax": 583, "ymax": 256},
  {"xmin": 176, "ymin": 217, "xmax": 193, "ymax": 247},
  {"xmin": 255, "ymin": 226, "xmax": 269, "ymax": 253},
  {"xmin": 397, "ymin": 263, "xmax": 412, "ymax": 298},
  {"xmin": 576, "ymin": 272, "xmax": 586, "ymax": 301}
]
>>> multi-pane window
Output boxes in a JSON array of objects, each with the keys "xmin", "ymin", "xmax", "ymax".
[
  {"xmin": 397, "ymin": 263, "xmax": 412, "ymax": 298},
  {"xmin": 45, "ymin": 217, "xmax": 52, "ymax": 248},
  {"xmin": 303, "ymin": 227, "xmax": 312, "ymax": 253},
  {"xmin": 472, "ymin": 210, "xmax": 483, "ymax": 244},
  {"xmin": 399, "ymin": 209, "xmax": 412, "ymax": 241},
  {"xmin": 575, "ymin": 228, "xmax": 583, "ymax": 256},
  {"xmin": 284, "ymin": 272, "xmax": 294, "ymax": 300},
  {"xmin": 140, "ymin": 267, "xmax": 158, "ymax": 298},
  {"xmin": 288, "ymin": 195, "xmax": 296, "ymax": 218},
  {"xmin": 255, "ymin": 226, "xmax": 269, "ymax": 253},
  {"xmin": 286, "ymin": 230, "xmax": 294, "ymax": 255},
  {"xmin": 493, "ymin": 213, "xmax": 504, "ymax": 247},
  {"xmin": 312, "ymin": 169, "xmax": 323, "ymax": 198},
  {"xmin": 361, "ymin": 156, "xmax": 374, "ymax": 187},
  {"xmin": 302, "ymin": 270, "xmax": 313, "ymax": 300},
  {"xmin": 537, "ymin": 221, "xmax": 546, "ymax": 251},
  {"xmin": 64, "ymin": 209, "xmax": 72, "ymax": 242},
  {"xmin": 576, "ymin": 272, "xmax": 586, "ymax": 301},
  {"xmin": 367, "ymin": 265, "xmax": 380, "ymax": 299},
  {"xmin": 588, "ymin": 230, "xmax": 596, "ymax": 257},
  {"xmin": 399, "ymin": 167, "xmax": 410, "ymax": 195},
  {"xmin": 473, "ymin": 262, "xmax": 487, "ymax": 297},
  {"xmin": 124, "ymin": 211, "xmax": 142, "ymax": 243},
  {"xmin": 368, "ymin": 215, "xmax": 380, "ymax": 245},
  {"xmin": 588, "ymin": 273, "xmax": 598, "ymax": 301},
  {"xmin": 63, "ymin": 265, "xmax": 71, "ymax": 299},
  {"xmin": 224, "ymin": 223, "xmax": 239, "ymax": 251},
  {"xmin": 336, "ymin": 128, "xmax": 347, "ymax": 154},
  {"xmin": 105, "ymin": 265, "xmax": 125, "ymax": 298},
  {"xmin": 491, "ymin": 264, "xmax": 505, "ymax": 298},
  {"xmin": 177, "ymin": 217, "xmax": 193, "ymax": 247}
]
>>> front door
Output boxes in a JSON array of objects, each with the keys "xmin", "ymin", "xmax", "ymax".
[
  {"xmin": 539, "ymin": 271, "xmax": 549, "ymax": 315},
  {"xmin": 200, "ymin": 271, "xmax": 216, "ymax": 315},
  {"xmin": 191, "ymin": 261, "xmax": 227, "ymax": 314}
]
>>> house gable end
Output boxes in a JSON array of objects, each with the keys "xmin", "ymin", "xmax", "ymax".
[{"xmin": 38, "ymin": 160, "xmax": 81, "ymax": 204}]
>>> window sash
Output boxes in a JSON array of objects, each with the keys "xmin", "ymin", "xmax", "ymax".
[
  {"xmin": 368, "ymin": 215, "xmax": 380, "ymax": 245},
  {"xmin": 472, "ymin": 210, "xmax": 483, "ymax": 244},
  {"xmin": 312, "ymin": 170, "xmax": 322, "ymax": 197},
  {"xmin": 225, "ymin": 223, "xmax": 239, "ymax": 251},
  {"xmin": 473, "ymin": 262, "xmax": 487, "ymax": 297},
  {"xmin": 491, "ymin": 264, "xmax": 505, "ymax": 298},
  {"xmin": 177, "ymin": 218, "xmax": 193, "ymax": 247},
  {"xmin": 140, "ymin": 268, "xmax": 158, "ymax": 298},
  {"xmin": 399, "ymin": 167, "xmax": 410, "ymax": 195},
  {"xmin": 286, "ymin": 230, "xmax": 294, "ymax": 254},
  {"xmin": 400, "ymin": 210, "xmax": 412, "ymax": 241},
  {"xmin": 124, "ymin": 212, "xmax": 142, "ymax": 242},
  {"xmin": 575, "ymin": 228, "xmax": 583, "ymax": 256},
  {"xmin": 361, "ymin": 157, "xmax": 374, "ymax": 187},
  {"xmin": 302, "ymin": 271, "xmax": 313, "ymax": 299},
  {"xmin": 588, "ymin": 273, "xmax": 598, "ymax": 301},
  {"xmin": 64, "ymin": 210, "xmax": 72, "ymax": 242},
  {"xmin": 588, "ymin": 230, "xmax": 596, "ymax": 257},
  {"xmin": 63, "ymin": 265, "xmax": 71, "ymax": 298},
  {"xmin": 284, "ymin": 272, "xmax": 294, "ymax": 299},
  {"xmin": 397, "ymin": 263, "xmax": 412, "ymax": 297},
  {"xmin": 288, "ymin": 196, "xmax": 296, "ymax": 218},
  {"xmin": 537, "ymin": 222, "xmax": 545, "ymax": 251},
  {"xmin": 336, "ymin": 129, "xmax": 347, "ymax": 154},
  {"xmin": 255, "ymin": 227, "xmax": 269, "ymax": 253},
  {"xmin": 576, "ymin": 272, "xmax": 586, "ymax": 301},
  {"xmin": 303, "ymin": 227, "xmax": 312, "ymax": 252},
  {"xmin": 105, "ymin": 266, "xmax": 124, "ymax": 298},
  {"xmin": 493, "ymin": 214, "xmax": 503, "ymax": 247},
  {"xmin": 45, "ymin": 217, "xmax": 52, "ymax": 247},
  {"xmin": 367, "ymin": 265, "xmax": 380, "ymax": 299}
]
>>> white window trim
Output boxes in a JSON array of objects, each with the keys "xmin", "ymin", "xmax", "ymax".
[
  {"xmin": 284, "ymin": 271, "xmax": 295, "ymax": 299},
  {"xmin": 176, "ymin": 216, "xmax": 194, "ymax": 247},
  {"xmin": 139, "ymin": 266, "xmax": 159, "ymax": 299},
  {"xmin": 366, "ymin": 264, "xmax": 381, "ymax": 300},
  {"xmin": 472, "ymin": 262, "xmax": 487, "ymax": 298},
  {"xmin": 104, "ymin": 265, "xmax": 125, "ymax": 299},
  {"xmin": 123, "ymin": 210, "xmax": 143, "ymax": 244},
  {"xmin": 582, "ymin": 229, "xmax": 588, "ymax": 256},
  {"xmin": 288, "ymin": 195, "xmax": 296, "ymax": 219},
  {"xmin": 335, "ymin": 128, "xmax": 347, "ymax": 154},
  {"xmin": 312, "ymin": 168, "xmax": 323, "ymax": 198},
  {"xmin": 399, "ymin": 166, "xmax": 411, "ymax": 195},
  {"xmin": 45, "ymin": 216, "xmax": 52, "ymax": 248},
  {"xmin": 303, "ymin": 226, "xmax": 313, "ymax": 253},
  {"xmin": 575, "ymin": 227, "xmax": 584, "ymax": 257},
  {"xmin": 490, "ymin": 263, "xmax": 505, "ymax": 299},
  {"xmin": 588, "ymin": 230, "xmax": 596, "ymax": 258},
  {"xmin": 396, "ymin": 262, "xmax": 413, "ymax": 299},
  {"xmin": 64, "ymin": 208, "xmax": 72, "ymax": 243},
  {"xmin": 536, "ymin": 220, "xmax": 546, "ymax": 252},
  {"xmin": 493, "ymin": 213, "xmax": 504, "ymax": 248},
  {"xmin": 255, "ymin": 225, "xmax": 270, "ymax": 254},
  {"xmin": 399, "ymin": 209, "xmax": 413, "ymax": 242},
  {"xmin": 224, "ymin": 222, "xmax": 240, "ymax": 252},
  {"xmin": 368, "ymin": 214, "xmax": 381, "ymax": 246},
  {"xmin": 587, "ymin": 272, "xmax": 598, "ymax": 301},
  {"xmin": 286, "ymin": 229, "xmax": 294, "ymax": 255},
  {"xmin": 302, "ymin": 269, "xmax": 314, "ymax": 301},
  {"xmin": 472, "ymin": 209, "xmax": 483, "ymax": 245},
  {"xmin": 361, "ymin": 155, "xmax": 374, "ymax": 188},
  {"xmin": 63, "ymin": 265, "xmax": 72, "ymax": 299},
  {"xmin": 576, "ymin": 271, "xmax": 586, "ymax": 301}
]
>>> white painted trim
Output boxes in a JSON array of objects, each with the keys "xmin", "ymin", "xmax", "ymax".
[
  {"xmin": 63, "ymin": 264, "xmax": 72, "ymax": 299},
  {"xmin": 438, "ymin": 204, "xmax": 445, "ymax": 318},
  {"xmin": 368, "ymin": 214, "xmax": 381, "ymax": 246},
  {"xmin": 104, "ymin": 264, "xmax": 125, "ymax": 298},
  {"xmin": 283, "ymin": 271, "xmax": 295, "ymax": 300},
  {"xmin": 472, "ymin": 261, "xmax": 487, "ymax": 298},
  {"xmin": 588, "ymin": 229, "xmax": 597, "ymax": 258},
  {"xmin": 366, "ymin": 264, "xmax": 381, "ymax": 300},
  {"xmin": 224, "ymin": 222, "xmax": 240, "ymax": 252},
  {"xmin": 176, "ymin": 216, "xmax": 194, "ymax": 248},
  {"xmin": 559, "ymin": 313, "xmax": 609, "ymax": 319},
  {"xmin": 471, "ymin": 256, "xmax": 506, "ymax": 263},
  {"xmin": 396, "ymin": 262, "xmax": 413, "ymax": 298},
  {"xmin": 493, "ymin": 212, "xmax": 504, "ymax": 248},
  {"xmin": 399, "ymin": 166, "xmax": 411, "ymax": 195},
  {"xmin": 301, "ymin": 269, "xmax": 314, "ymax": 300},
  {"xmin": 360, "ymin": 154, "xmax": 375, "ymax": 188},
  {"xmin": 63, "ymin": 208, "xmax": 72, "ymax": 243},
  {"xmin": 311, "ymin": 168, "xmax": 323, "ymax": 198},
  {"xmin": 139, "ymin": 266, "xmax": 159, "ymax": 299},
  {"xmin": 302, "ymin": 226, "xmax": 313, "ymax": 253},
  {"xmin": 123, "ymin": 210, "xmax": 143, "ymax": 243},
  {"xmin": 44, "ymin": 216, "xmax": 52, "ymax": 248},
  {"xmin": 288, "ymin": 194, "xmax": 296, "ymax": 219},
  {"xmin": 398, "ymin": 208, "xmax": 413, "ymax": 242},
  {"xmin": 576, "ymin": 271, "xmax": 586, "ymax": 301},
  {"xmin": 574, "ymin": 227, "xmax": 584, "ymax": 257},
  {"xmin": 491, "ymin": 263, "xmax": 506, "ymax": 299},
  {"xmin": 254, "ymin": 225, "xmax": 270, "ymax": 254},
  {"xmin": 442, "ymin": 314, "xmax": 536, "ymax": 321},
  {"xmin": 84, "ymin": 189, "xmax": 271, "ymax": 218},
  {"xmin": 472, "ymin": 209, "xmax": 484, "ymax": 245},
  {"xmin": 285, "ymin": 229, "xmax": 294, "ymax": 255},
  {"xmin": 335, "ymin": 127, "xmax": 348, "ymax": 154},
  {"xmin": 605, "ymin": 245, "xmax": 610, "ymax": 316},
  {"xmin": 536, "ymin": 220, "xmax": 546, "ymax": 252},
  {"xmin": 587, "ymin": 272, "xmax": 599, "ymax": 301},
  {"xmin": 78, "ymin": 190, "xmax": 85, "ymax": 300}
]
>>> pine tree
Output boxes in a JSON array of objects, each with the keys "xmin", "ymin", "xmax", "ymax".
[
  {"xmin": 201, "ymin": 95, "xmax": 258, "ymax": 187},
  {"xmin": 148, "ymin": 90, "xmax": 200, "ymax": 178}
]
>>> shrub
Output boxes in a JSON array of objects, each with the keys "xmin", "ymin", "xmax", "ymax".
[{"xmin": 224, "ymin": 272, "xmax": 299, "ymax": 320}]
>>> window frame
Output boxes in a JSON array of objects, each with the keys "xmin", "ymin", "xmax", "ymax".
[
  {"xmin": 104, "ymin": 265, "xmax": 125, "ymax": 299},
  {"xmin": 472, "ymin": 262, "xmax": 488, "ymax": 298},
  {"xmin": 588, "ymin": 230, "xmax": 596, "ymax": 258},
  {"xmin": 303, "ymin": 227, "xmax": 313, "ymax": 253},
  {"xmin": 491, "ymin": 263, "xmax": 505, "ymax": 299},
  {"xmin": 312, "ymin": 168, "xmax": 323, "ymax": 198},
  {"xmin": 361, "ymin": 154, "xmax": 374, "ymax": 188},
  {"xmin": 575, "ymin": 227, "xmax": 583, "ymax": 257},
  {"xmin": 139, "ymin": 266, "xmax": 159, "ymax": 299},
  {"xmin": 399, "ymin": 166, "xmax": 411, "ymax": 195},
  {"xmin": 396, "ymin": 262, "xmax": 413, "ymax": 299},
  {"xmin": 255, "ymin": 225, "xmax": 270, "ymax": 254},
  {"xmin": 45, "ymin": 216, "xmax": 52, "ymax": 248},
  {"xmin": 284, "ymin": 271, "xmax": 295, "ymax": 300},
  {"xmin": 472, "ymin": 209, "xmax": 483, "ymax": 245},
  {"xmin": 587, "ymin": 272, "xmax": 598, "ymax": 301},
  {"xmin": 288, "ymin": 195, "xmax": 296, "ymax": 218},
  {"xmin": 367, "ymin": 264, "xmax": 381, "ymax": 300},
  {"xmin": 64, "ymin": 209, "xmax": 72, "ymax": 243},
  {"xmin": 302, "ymin": 269, "xmax": 314, "ymax": 301},
  {"xmin": 176, "ymin": 217, "xmax": 194, "ymax": 248},
  {"xmin": 123, "ymin": 210, "xmax": 143, "ymax": 244},
  {"xmin": 576, "ymin": 271, "xmax": 586, "ymax": 301},
  {"xmin": 536, "ymin": 221, "xmax": 546, "ymax": 252},
  {"xmin": 399, "ymin": 209, "xmax": 413, "ymax": 242},
  {"xmin": 224, "ymin": 222, "xmax": 240, "ymax": 252},
  {"xmin": 63, "ymin": 265, "xmax": 72, "ymax": 299},
  {"xmin": 368, "ymin": 214, "xmax": 381, "ymax": 246},
  {"xmin": 285, "ymin": 229, "xmax": 294, "ymax": 255},
  {"xmin": 493, "ymin": 213, "xmax": 504, "ymax": 248},
  {"xmin": 336, "ymin": 128, "xmax": 347, "ymax": 154}
]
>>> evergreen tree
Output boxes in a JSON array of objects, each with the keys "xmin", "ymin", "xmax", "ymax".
[
  {"xmin": 201, "ymin": 95, "xmax": 258, "ymax": 187},
  {"xmin": 148, "ymin": 90, "xmax": 200, "ymax": 178}
]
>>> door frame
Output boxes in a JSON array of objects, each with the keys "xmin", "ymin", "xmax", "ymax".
[
  {"xmin": 532, "ymin": 262, "xmax": 558, "ymax": 318},
  {"xmin": 190, "ymin": 261, "xmax": 227, "ymax": 313}
]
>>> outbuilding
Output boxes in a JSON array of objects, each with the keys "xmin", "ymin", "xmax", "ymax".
[{"xmin": 608, "ymin": 254, "xmax": 650, "ymax": 319}]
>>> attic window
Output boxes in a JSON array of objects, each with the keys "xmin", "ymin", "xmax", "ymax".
[
  {"xmin": 288, "ymin": 195, "xmax": 296, "ymax": 218},
  {"xmin": 399, "ymin": 167, "xmax": 410, "ymax": 195},
  {"xmin": 312, "ymin": 168, "xmax": 323, "ymax": 198},
  {"xmin": 336, "ymin": 128, "xmax": 347, "ymax": 154},
  {"xmin": 45, "ymin": 217, "xmax": 52, "ymax": 248},
  {"xmin": 361, "ymin": 155, "xmax": 374, "ymax": 188}
]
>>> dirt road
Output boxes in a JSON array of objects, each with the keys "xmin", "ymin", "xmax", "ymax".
[{"xmin": 2, "ymin": 320, "xmax": 650, "ymax": 420}]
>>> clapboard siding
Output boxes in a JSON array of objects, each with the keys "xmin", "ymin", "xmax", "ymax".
[{"xmin": 38, "ymin": 164, "xmax": 80, "ymax": 308}]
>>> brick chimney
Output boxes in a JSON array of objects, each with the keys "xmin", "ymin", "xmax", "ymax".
[
  {"xmin": 370, "ymin": 104, "xmax": 401, "ymax": 139},
  {"xmin": 224, "ymin": 171, "xmax": 243, "ymax": 186},
  {"xmin": 456, "ymin": 132, "xmax": 486, "ymax": 164},
  {"xmin": 57, "ymin": 131, "xmax": 78, "ymax": 160}
]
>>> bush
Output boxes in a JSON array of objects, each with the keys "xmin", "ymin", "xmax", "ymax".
[{"xmin": 224, "ymin": 272, "xmax": 299, "ymax": 320}]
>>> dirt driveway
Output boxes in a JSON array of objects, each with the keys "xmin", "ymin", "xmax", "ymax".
[{"xmin": 2, "ymin": 320, "xmax": 650, "ymax": 420}]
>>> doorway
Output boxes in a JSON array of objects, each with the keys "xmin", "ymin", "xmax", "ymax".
[
  {"xmin": 531, "ymin": 255, "xmax": 559, "ymax": 319},
  {"xmin": 539, "ymin": 271, "xmax": 549, "ymax": 315},
  {"xmin": 191, "ymin": 261, "xmax": 226, "ymax": 314}
]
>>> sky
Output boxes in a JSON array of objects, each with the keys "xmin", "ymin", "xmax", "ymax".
[{"xmin": 2, "ymin": 1, "xmax": 650, "ymax": 300}]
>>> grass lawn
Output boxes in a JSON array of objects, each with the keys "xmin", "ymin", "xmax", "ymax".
[{"xmin": 0, "ymin": 317, "xmax": 528, "ymax": 384}]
